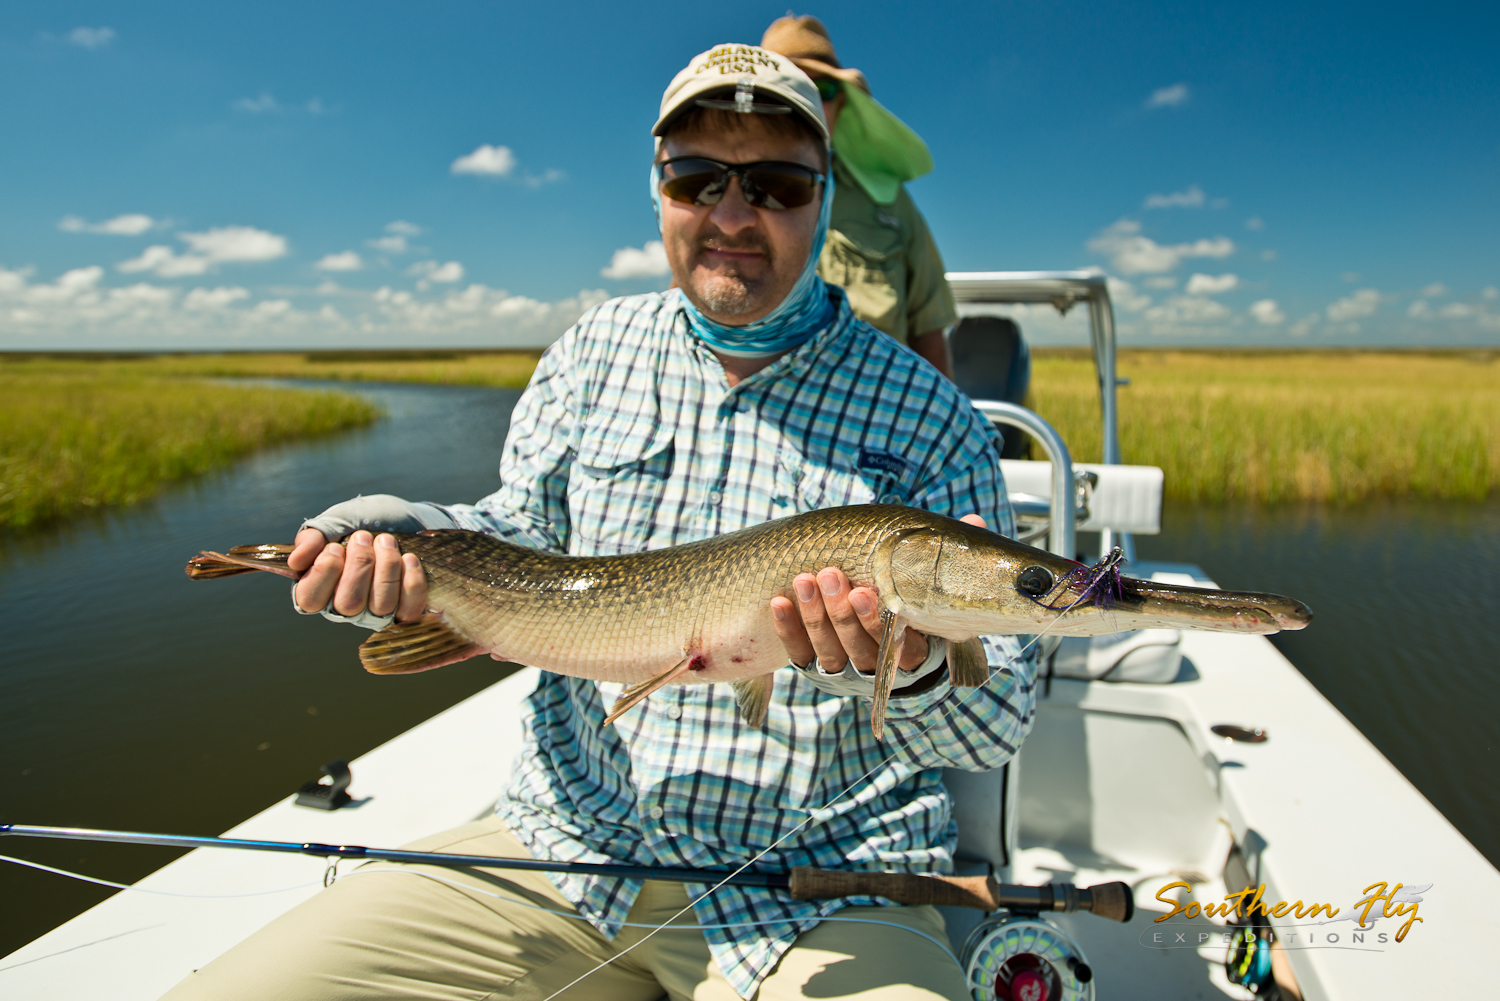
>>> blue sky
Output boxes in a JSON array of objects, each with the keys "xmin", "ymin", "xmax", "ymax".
[{"xmin": 2, "ymin": 1, "xmax": 1496, "ymax": 348}]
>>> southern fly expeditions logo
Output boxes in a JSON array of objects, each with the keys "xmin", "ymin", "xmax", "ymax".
[{"xmin": 1142, "ymin": 880, "xmax": 1428, "ymax": 952}]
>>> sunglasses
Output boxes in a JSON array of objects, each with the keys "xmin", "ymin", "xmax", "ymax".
[
  {"xmin": 659, "ymin": 157, "xmax": 825, "ymax": 211},
  {"xmin": 814, "ymin": 78, "xmax": 842, "ymax": 102}
]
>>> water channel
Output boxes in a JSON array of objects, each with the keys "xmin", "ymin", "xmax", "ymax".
[{"xmin": 1, "ymin": 380, "xmax": 1495, "ymax": 956}]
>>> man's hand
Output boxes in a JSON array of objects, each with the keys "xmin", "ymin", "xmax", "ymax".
[
  {"xmin": 288, "ymin": 529, "xmax": 427, "ymax": 621},
  {"xmin": 770, "ymin": 514, "xmax": 986, "ymax": 674}
]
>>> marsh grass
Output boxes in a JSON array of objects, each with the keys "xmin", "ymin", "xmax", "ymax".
[
  {"xmin": 1029, "ymin": 350, "xmax": 1500, "ymax": 503},
  {"xmin": 0, "ymin": 367, "xmax": 379, "ymax": 530},
  {"xmin": 0, "ymin": 349, "xmax": 544, "ymax": 388}
]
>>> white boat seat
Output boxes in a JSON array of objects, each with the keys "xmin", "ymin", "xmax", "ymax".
[{"xmin": 999, "ymin": 459, "xmax": 1163, "ymax": 535}]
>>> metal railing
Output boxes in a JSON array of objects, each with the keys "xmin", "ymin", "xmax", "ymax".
[{"xmin": 971, "ymin": 400, "xmax": 1075, "ymax": 560}]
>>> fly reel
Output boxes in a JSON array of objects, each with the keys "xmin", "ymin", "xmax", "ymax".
[{"xmin": 962, "ymin": 914, "xmax": 1094, "ymax": 1001}]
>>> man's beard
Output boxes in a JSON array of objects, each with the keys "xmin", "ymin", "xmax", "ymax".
[{"xmin": 690, "ymin": 231, "xmax": 774, "ymax": 317}]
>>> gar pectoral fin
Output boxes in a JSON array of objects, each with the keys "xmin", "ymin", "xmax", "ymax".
[
  {"xmin": 603, "ymin": 657, "xmax": 696, "ymax": 727},
  {"xmin": 359, "ymin": 613, "xmax": 485, "ymax": 675},
  {"xmin": 729, "ymin": 675, "xmax": 774, "ymax": 728},
  {"xmin": 947, "ymin": 637, "xmax": 989, "ymax": 687},
  {"xmin": 185, "ymin": 544, "xmax": 298, "ymax": 580},
  {"xmin": 870, "ymin": 611, "xmax": 909, "ymax": 741}
]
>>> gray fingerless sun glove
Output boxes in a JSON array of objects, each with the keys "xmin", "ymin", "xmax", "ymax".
[
  {"xmin": 792, "ymin": 636, "xmax": 949, "ymax": 698},
  {"xmin": 291, "ymin": 493, "xmax": 457, "ymax": 630}
]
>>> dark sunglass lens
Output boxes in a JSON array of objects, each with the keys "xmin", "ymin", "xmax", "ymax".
[
  {"xmin": 815, "ymin": 78, "xmax": 841, "ymax": 101},
  {"xmin": 661, "ymin": 160, "xmax": 726, "ymax": 205},
  {"xmin": 743, "ymin": 165, "xmax": 818, "ymax": 209}
]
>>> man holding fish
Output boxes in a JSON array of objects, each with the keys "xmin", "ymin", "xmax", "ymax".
[{"xmin": 168, "ymin": 44, "xmax": 1039, "ymax": 1001}]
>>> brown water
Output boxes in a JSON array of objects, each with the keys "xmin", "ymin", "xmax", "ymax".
[{"xmin": 2, "ymin": 381, "xmax": 1495, "ymax": 958}]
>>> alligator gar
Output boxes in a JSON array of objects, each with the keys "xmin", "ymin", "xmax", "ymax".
[{"xmin": 186, "ymin": 504, "xmax": 1311, "ymax": 737}]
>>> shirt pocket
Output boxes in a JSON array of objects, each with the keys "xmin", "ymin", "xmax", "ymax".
[
  {"xmin": 569, "ymin": 415, "xmax": 675, "ymax": 555},
  {"xmin": 819, "ymin": 226, "xmax": 907, "ymax": 339}
]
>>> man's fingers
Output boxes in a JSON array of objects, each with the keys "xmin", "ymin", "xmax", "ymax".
[
  {"xmin": 793, "ymin": 573, "xmax": 849, "ymax": 671},
  {"xmin": 771, "ymin": 596, "xmax": 815, "ymax": 669},
  {"xmin": 288, "ymin": 528, "xmax": 329, "ymax": 573},
  {"xmin": 816, "ymin": 569, "xmax": 879, "ymax": 673},
  {"xmin": 396, "ymin": 553, "xmax": 428, "ymax": 622},
  {"xmin": 332, "ymin": 530, "xmax": 377, "ymax": 617},
  {"xmin": 294, "ymin": 542, "xmax": 344, "ymax": 613},
  {"xmin": 960, "ymin": 514, "xmax": 987, "ymax": 528},
  {"xmin": 848, "ymin": 586, "xmax": 929, "ymax": 672},
  {"xmin": 368, "ymin": 534, "xmax": 404, "ymax": 617}
]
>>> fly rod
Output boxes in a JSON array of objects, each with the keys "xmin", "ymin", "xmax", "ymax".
[{"xmin": 1, "ymin": 823, "xmax": 1133, "ymax": 922}]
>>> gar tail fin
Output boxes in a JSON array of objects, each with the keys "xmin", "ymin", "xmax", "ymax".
[
  {"xmin": 185, "ymin": 544, "xmax": 297, "ymax": 580},
  {"xmin": 947, "ymin": 637, "xmax": 989, "ymax": 687},
  {"xmin": 359, "ymin": 613, "xmax": 485, "ymax": 675},
  {"xmin": 729, "ymin": 675, "xmax": 774, "ymax": 728},
  {"xmin": 870, "ymin": 611, "xmax": 910, "ymax": 741},
  {"xmin": 603, "ymin": 656, "xmax": 696, "ymax": 727}
]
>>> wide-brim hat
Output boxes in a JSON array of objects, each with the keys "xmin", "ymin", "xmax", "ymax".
[
  {"xmin": 761, "ymin": 15, "xmax": 870, "ymax": 94},
  {"xmin": 653, "ymin": 44, "xmax": 829, "ymax": 144}
]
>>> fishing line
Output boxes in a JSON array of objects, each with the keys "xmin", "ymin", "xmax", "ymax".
[
  {"xmin": 538, "ymin": 587, "xmax": 1100, "ymax": 1000},
  {"xmin": 0, "ymin": 854, "xmax": 318, "ymax": 898}
]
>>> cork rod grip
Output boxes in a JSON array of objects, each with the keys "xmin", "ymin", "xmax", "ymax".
[{"xmin": 789, "ymin": 867, "xmax": 1001, "ymax": 910}]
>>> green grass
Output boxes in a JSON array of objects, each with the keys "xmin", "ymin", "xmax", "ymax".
[
  {"xmin": 0, "ymin": 366, "xmax": 380, "ymax": 531},
  {"xmin": 1029, "ymin": 350, "xmax": 1500, "ymax": 503},
  {"xmin": 0, "ymin": 349, "xmax": 545, "ymax": 388},
  {"xmin": 5, "ymin": 349, "xmax": 1496, "ymax": 510}
]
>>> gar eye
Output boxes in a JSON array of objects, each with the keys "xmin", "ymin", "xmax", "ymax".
[{"xmin": 1016, "ymin": 566, "xmax": 1055, "ymax": 598}]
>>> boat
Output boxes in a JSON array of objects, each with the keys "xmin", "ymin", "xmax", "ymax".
[{"xmin": 3, "ymin": 272, "xmax": 1495, "ymax": 1000}]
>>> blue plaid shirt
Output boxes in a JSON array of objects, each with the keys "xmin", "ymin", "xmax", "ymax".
[{"xmin": 439, "ymin": 288, "xmax": 1036, "ymax": 998}]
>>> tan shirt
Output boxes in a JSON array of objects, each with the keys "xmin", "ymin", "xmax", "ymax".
[{"xmin": 817, "ymin": 156, "xmax": 958, "ymax": 345}]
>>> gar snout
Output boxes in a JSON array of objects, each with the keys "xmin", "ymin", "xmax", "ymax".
[{"xmin": 1121, "ymin": 576, "xmax": 1313, "ymax": 634}]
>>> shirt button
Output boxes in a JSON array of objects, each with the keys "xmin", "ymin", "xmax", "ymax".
[
  {"xmin": 649, "ymin": 806, "xmax": 665, "ymax": 820},
  {"xmin": 708, "ymin": 491, "xmax": 722, "ymax": 506},
  {"xmin": 667, "ymin": 706, "xmax": 682, "ymax": 720}
]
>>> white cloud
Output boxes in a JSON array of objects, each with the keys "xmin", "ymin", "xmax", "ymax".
[
  {"xmin": 1419, "ymin": 282, "xmax": 1449, "ymax": 298},
  {"xmin": 1086, "ymin": 219, "xmax": 1234, "ymax": 275},
  {"xmin": 601, "ymin": 241, "xmax": 671, "ymax": 280},
  {"xmin": 306, "ymin": 98, "xmax": 326, "ymax": 115},
  {"xmin": 523, "ymin": 168, "xmax": 565, "ymax": 187},
  {"xmin": 409, "ymin": 260, "xmax": 465, "ymax": 285},
  {"xmin": 1144, "ymin": 295, "xmax": 1229, "ymax": 325},
  {"xmin": 1341, "ymin": 271, "xmax": 1360, "ymax": 283},
  {"xmin": 118, "ymin": 245, "xmax": 212, "ymax": 277},
  {"xmin": 59, "ymin": 213, "xmax": 156, "ymax": 235},
  {"xmin": 1185, "ymin": 273, "xmax": 1239, "ymax": 295},
  {"xmin": 1326, "ymin": 289, "xmax": 1380, "ymax": 323},
  {"xmin": 1484, "ymin": 286, "xmax": 1498, "ymax": 301},
  {"xmin": 1260, "ymin": 249, "xmax": 1277, "ymax": 261},
  {"xmin": 1, "ymin": 264, "xmax": 613, "ymax": 348},
  {"xmin": 385, "ymin": 220, "xmax": 421, "ymax": 236},
  {"xmin": 451, "ymin": 144, "xmax": 517, "ymax": 176},
  {"xmin": 234, "ymin": 93, "xmax": 280, "ymax": 114},
  {"xmin": 1145, "ymin": 83, "xmax": 1189, "ymax": 108},
  {"xmin": 1438, "ymin": 302, "xmax": 1474, "ymax": 319},
  {"xmin": 1144, "ymin": 185, "xmax": 1205, "ymax": 209},
  {"xmin": 117, "ymin": 226, "xmax": 287, "ymax": 276},
  {"xmin": 1407, "ymin": 300, "xmax": 1432, "ymax": 319},
  {"xmin": 68, "ymin": 27, "xmax": 115, "ymax": 49},
  {"xmin": 315, "ymin": 251, "xmax": 363, "ymax": 272},
  {"xmin": 182, "ymin": 287, "xmax": 250, "ymax": 311},
  {"xmin": 368, "ymin": 235, "xmax": 408, "ymax": 254},
  {"xmin": 1245, "ymin": 217, "xmax": 1264, "ymax": 231},
  {"xmin": 1143, "ymin": 276, "xmax": 1177, "ymax": 289},
  {"xmin": 1250, "ymin": 299, "xmax": 1285, "ymax": 325},
  {"xmin": 180, "ymin": 226, "xmax": 287, "ymax": 262},
  {"xmin": 1288, "ymin": 314, "xmax": 1319, "ymax": 337},
  {"xmin": 1105, "ymin": 277, "xmax": 1151, "ymax": 313}
]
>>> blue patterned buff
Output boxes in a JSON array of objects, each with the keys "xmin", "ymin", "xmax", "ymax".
[{"xmin": 650, "ymin": 162, "xmax": 837, "ymax": 358}]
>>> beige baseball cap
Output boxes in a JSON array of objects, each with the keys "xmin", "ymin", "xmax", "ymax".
[{"xmin": 653, "ymin": 44, "xmax": 829, "ymax": 144}]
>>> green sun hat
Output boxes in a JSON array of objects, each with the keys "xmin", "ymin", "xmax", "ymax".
[{"xmin": 833, "ymin": 83, "xmax": 934, "ymax": 205}]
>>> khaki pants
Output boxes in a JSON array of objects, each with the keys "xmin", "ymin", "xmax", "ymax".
[{"xmin": 162, "ymin": 817, "xmax": 970, "ymax": 1000}]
